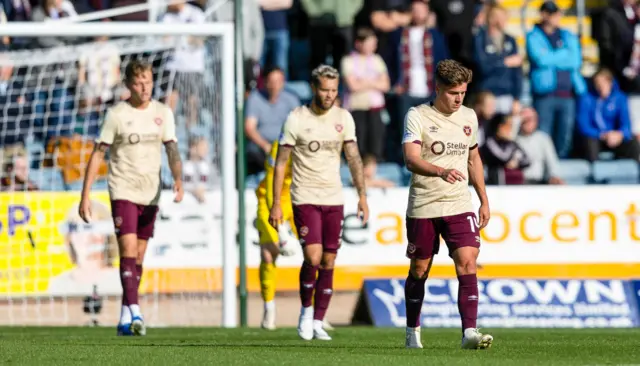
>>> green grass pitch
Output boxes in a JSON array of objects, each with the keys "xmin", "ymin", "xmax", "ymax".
[{"xmin": 1, "ymin": 327, "xmax": 639, "ymax": 365}]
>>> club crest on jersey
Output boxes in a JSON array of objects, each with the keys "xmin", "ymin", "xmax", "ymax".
[
  {"xmin": 300, "ymin": 226, "xmax": 309, "ymax": 236},
  {"xmin": 155, "ymin": 118, "xmax": 163, "ymax": 126},
  {"xmin": 335, "ymin": 124, "xmax": 343, "ymax": 132},
  {"xmin": 463, "ymin": 125, "xmax": 472, "ymax": 136},
  {"xmin": 115, "ymin": 216, "xmax": 123, "ymax": 227}
]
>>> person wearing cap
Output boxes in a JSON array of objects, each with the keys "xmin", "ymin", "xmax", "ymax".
[{"xmin": 526, "ymin": 1, "xmax": 586, "ymax": 159}]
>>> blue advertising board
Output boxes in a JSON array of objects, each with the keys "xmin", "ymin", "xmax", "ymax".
[{"xmin": 358, "ymin": 279, "xmax": 640, "ymax": 328}]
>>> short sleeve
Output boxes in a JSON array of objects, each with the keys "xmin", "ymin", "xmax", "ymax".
[
  {"xmin": 95, "ymin": 109, "xmax": 118, "ymax": 146},
  {"xmin": 245, "ymin": 92, "xmax": 260, "ymax": 120},
  {"xmin": 342, "ymin": 110, "xmax": 357, "ymax": 142},
  {"xmin": 469, "ymin": 110, "xmax": 479, "ymax": 149},
  {"xmin": 402, "ymin": 108, "xmax": 423, "ymax": 144},
  {"xmin": 278, "ymin": 112, "xmax": 298, "ymax": 147},
  {"xmin": 162, "ymin": 107, "xmax": 178, "ymax": 143},
  {"xmin": 340, "ymin": 56, "xmax": 354, "ymax": 78}
]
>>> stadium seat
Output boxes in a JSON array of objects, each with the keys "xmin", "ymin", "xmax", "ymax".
[
  {"xmin": 556, "ymin": 159, "xmax": 592, "ymax": 185},
  {"xmin": 340, "ymin": 164, "xmax": 352, "ymax": 186},
  {"xmin": 592, "ymin": 160, "xmax": 640, "ymax": 184},
  {"xmin": 34, "ymin": 168, "xmax": 65, "ymax": 191},
  {"xmin": 285, "ymin": 81, "xmax": 312, "ymax": 103},
  {"xmin": 376, "ymin": 163, "xmax": 403, "ymax": 186},
  {"xmin": 598, "ymin": 151, "xmax": 614, "ymax": 161},
  {"xmin": 401, "ymin": 166, "xmax": 412, "ymax": 186}
]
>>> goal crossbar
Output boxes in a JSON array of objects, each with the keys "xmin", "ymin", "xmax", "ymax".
[{"xmin": 1, "ymin": 21, "xmax": 238, "ymax": 328}]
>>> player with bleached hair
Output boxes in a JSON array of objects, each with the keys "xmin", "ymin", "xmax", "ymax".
[
  {"xmin": 269, "ymin": 64, "xmax": 369, "ymax": 341},
  {"xmin": 79, "ymin": 60, "xmax": 184, "ymax": 336},
  {"xmin": 402, "ymin": 59, "xmax": 493, "ymax": 349}
]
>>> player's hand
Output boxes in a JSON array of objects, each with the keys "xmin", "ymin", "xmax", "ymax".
[
  {"xmin": 357, "ymin": 196, "xmax": 369, "ymax": 226},
  {"xmin": 439, "ymin": 169, "xmax": 466, "ymax": 184},
  {"xmin": 478, "ymin": 204, "xmax": 490, "ymax": 230},
  {"xmin": 79, "ymin": 197, "xmax": 92, "ymax": 223},
  {"xmin": 269, "ymin": 204, "xmax": 283, "ymax": 229},
  {"xmin": 173, "ymin": 180, "xmax": 184, "ymax": 203}
]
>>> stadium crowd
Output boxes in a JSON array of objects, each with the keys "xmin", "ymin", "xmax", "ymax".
[{"xmin": 1, "ymin": 0, "xmax": 640, "ymax": 193}]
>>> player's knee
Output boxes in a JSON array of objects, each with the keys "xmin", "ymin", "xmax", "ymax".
[
  {"xmin": 410, "ymin": 259, "xmax": 431, "ymax": 279},
  {"xmin": 118, "ymin": 234, "xmax": 138, "ymax": 257},
  {"xmin": 319, "ymin": 257, "xmax": 335, "ymax": 270},
  {"xmin": 455, "ymin": 257, "xmax": 477, "ymax": 276}
]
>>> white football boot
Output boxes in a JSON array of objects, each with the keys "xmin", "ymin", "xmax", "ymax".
[
  {"xmin": 461, "ymin": 328, "xmax": 493, "ymax": 349},
  {"xmin": 405, "ymin": 327, "xmax": 423, "ymax": 349},
  {"xmin": 297, "ymin": 306, "xmax": 314, "ymax": 341},
  {"xmin": 313, "ymin": 320, "xmax": 332, "ymax": 341}
]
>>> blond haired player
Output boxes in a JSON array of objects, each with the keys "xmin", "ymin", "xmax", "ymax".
[
  {"xmin": 402, "ymin": 59, "xmax": 492, "ymax": 349},
  {"xmin": 79, "ymin": 60, "xmax": 184, "ymax": 337},
  {"xmin": 255, "ymin": 140, "xmax": 298, "ymax": 330},
  {"xmin": 269, "ymin": 65, "xmax": 369, "ymax": 341}
]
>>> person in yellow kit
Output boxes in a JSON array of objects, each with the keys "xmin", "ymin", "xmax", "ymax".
[{"xmin": 256, "ymin": 140, "xmax": 298, "ymax": 330}]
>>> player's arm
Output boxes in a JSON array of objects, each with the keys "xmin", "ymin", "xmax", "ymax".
[
  {"xmin": 344, "ymin": 142, "xmax": 366, "ymax": 198},
  {"xmin": 163, "ymin": 108, "xmax": 184, "ymax": 202},
  {"xmin": 272, "ymin": 145, "xmax": 292, "ymax": 208},
  {"xmin": 402, "ymin": 108, "xmax": 464, "ymax": 182},
  {"xmin": 81, "ymin": 143, "xmax": 108, "ymax": 200}
]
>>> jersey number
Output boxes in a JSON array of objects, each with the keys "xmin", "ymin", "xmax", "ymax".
[{"xmin": 466, "ymin": 216, "xmax": 479, "ymax": 233}]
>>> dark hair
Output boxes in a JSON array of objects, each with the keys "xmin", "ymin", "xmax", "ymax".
[
  {"xmin": 124, "ymin": 60, "xmax": 152, "ymax": 83},
  {"xmin": 593, "ymin": 67, "xmax": 614, "ymax": 82},
  {"xmin": 355, "ymin": 28, "xmax": 376, "ymax": 43},
  {"xmin": 263, "ymin": 66, "xmax": 285, "ymax": 78},
  {"xmin": 435, "ymin": 59, "xmax": 473, "ymax": 87},
  {"xmin": 487, "ymin": 113, "xmax": 511, "ymax": 137}
]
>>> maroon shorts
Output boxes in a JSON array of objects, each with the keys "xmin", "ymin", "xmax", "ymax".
[
  {"xmin": 406, "ymin": 212, "xmax": 480, "ymax": 259},
  {"xmin": 111, "ymin": 200, "xmax": 159, "ymax": 240},
  {"xmin": 292, "ymin": 204, "xmax": 344, "ymax": 254}
]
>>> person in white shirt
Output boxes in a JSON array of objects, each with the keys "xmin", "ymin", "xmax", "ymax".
[{"xmin": 160, "ymin": 2, "xmax": 206, "ymax": 128}]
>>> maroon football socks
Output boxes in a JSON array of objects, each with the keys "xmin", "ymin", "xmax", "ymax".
[
  {"xmin": 299, "ymin": 261, "xmax": 318, "ymax": 308},
  {"xmin": 120, "ymin": 257, "xmax": 139, "ymax": 306},
  {"xmin": 313, "ymin": 268, "xmax": 334, "ymax": 321},
  {"xmin": 457, "ymin": 274, "xmax": 479, "ymax": 332}
]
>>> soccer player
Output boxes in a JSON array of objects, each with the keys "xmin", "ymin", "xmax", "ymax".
[
  {"xmin": 255, "ymin": 140, "xmax": 298, "ymax": 330},
  {"xmin": 78, "ymin": 60, "xmax": 184, "ymax": 337},
  {"xmin": 401, "ymin": 59, "xmax": 493, "ymax": 349},
  {"xmin": 269, "ymin": 65, "xmax": 369, "ymax": 341}
]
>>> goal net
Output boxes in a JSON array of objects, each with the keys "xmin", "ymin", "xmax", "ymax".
[{"xmin": 0, "ymin": 23, "xmax": 237, "ymax": 327}]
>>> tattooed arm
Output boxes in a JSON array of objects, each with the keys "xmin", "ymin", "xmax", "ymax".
[
  {"xmin": 165, "ymin": 141, "xmax": 184, "ymax": 202},
  {"xmin": 344, "ymin": 141, "xmax": 369, "ymax": 225},
  {"xmin": 165, "ymin": 141, "xmax": 183, "ymax": 183},
  {"xmin": 272, "ymin": 145, "xmax": 293, "ymax": 207},
  {"xmin": 344, "ymin": 141, "xmax": 366, "ymax": 197}
]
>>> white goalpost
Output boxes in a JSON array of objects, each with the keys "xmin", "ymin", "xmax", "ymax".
[{"xmin": 0, "ymin": 22, "xmax": 237, "ymax": 328}]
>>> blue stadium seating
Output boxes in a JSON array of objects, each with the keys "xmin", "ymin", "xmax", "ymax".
[
  {"xmin": 592, "ymin": 160, "xmax": 640, "ymax": 184},
  {"xmin": 556, "ymin": 160, "xmax": 592, "ymax": 185},
  {"xmin": 340, "ymin": 165, "xmax": 352, "ymax": 186},
  {"xmin": 34, "ymin": 168, "xmax": 65, "ymax": 191},
  {"xmin": 246, "ymin": 172, "xmax": 265, "ymax": 189},
  {"xmin": 376, "ymin": 163, "xmax": 403, "ymax": 186},
  {"xmin": 401, "ymin": 166, "xmax": 412, "ymax": 185}
]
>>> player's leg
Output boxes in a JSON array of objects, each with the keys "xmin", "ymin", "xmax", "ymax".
[
  {"xmin": 111, "ymin": 200, "xmax": 139, "ymax": 336},
  {"xmin": 129, "ymin": 204, "xmax": 160, "ymax": 336},
  {"xmin": 404, "ymin": 217, "xmax": 439, "ymax": 349},
  {"xmin": 257, "ymin": 198, "xmax": 281, "ymax": 330},
  {"xmin": 292, "ymin": 204, "xmax": 323, "ymax": 341},
  {"xmin": 442, "ymin": 212, "xmax": 492, "ymax": 349},
  {"xmin": 310, "ymin": 205, "xmax": 343, "ymax": 341}
]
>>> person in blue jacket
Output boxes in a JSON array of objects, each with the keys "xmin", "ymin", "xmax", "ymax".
[
  {"xmin": 526, "ymin": 1, "xmax": 586, "ymax": 158},
  {"xmin": 473, "ymin": 4, "xmax": 523, "ymax": 115},
  {"xmin": 577, "ymin": 68, "xmax": 640, "ymax": 162}
]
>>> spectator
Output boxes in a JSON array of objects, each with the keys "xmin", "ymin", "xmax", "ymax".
[
  {"xmin": 31, "ymin": 0, "xmax": 79, "ymax": 48},
  {"xmin": 1, "ymin": 154, "xmax": 38, "ymax": 191},
  {"xmin": 394, "ymin": 0, "xmax": 449, "ymax": 120},
  {"xmin": 595, "ymin": 0, "xmax": 638, "ymax": 93},
  {"xmin": 473, "ymin": 4, "xmax": 522, "ymax": 115},
  {"xmin": 516, "ymin": 107, "xmax": 564, "ymax": 185},
  {"xmin": 0, "ymin": 4, "xmax": 9, "ymax": 50},
  {"xmin": 472, "ymin": 91, "xmax": 497, "ymax": 146},
  {"xmin": 526, "ymin": 1, "xmax": 586, "ymax": 158},
  {"xmin": 481, "ymin": 114, "xmax": 531, "ymax": 185},
  {"xmin": 577, "ymin": 68, "xmax": 640, "ymax": 162},
  {"xmin": 184, "ymin": 135, "xmax": 215, "ymax": 203},
  {"xmin": 244, "ymin": 67, "xmax": 300, "ymax": 175},
  {"xmin": 258, "ymin": 0, "xmax": 293, "ymax": 78},
  {"xmin": 363, "ymin": 155, "xmax": 396, "ymax": 188},
  {"xmin": 2, "ymin": 0, "xmax": 31, "ymax": 49},
  {"xmin": 300, "ymin": 0, "xmax": 364, "ymax": 70},
  {"xmin": 160, "ymin": 1, "xmax": 206, "ymax": 128},
  {"xmin": 356, "ymin": 0, "xmax": 412, "ymax": 84},
  {"xmin": 429, "ymin": 0, "xmax": 477, "ymax": 70},
  {"xmin": 0, "ymin": 61, "xmax": 30, "ymax": 156},
  {"xmin": 342, "ymin": 28, "xmax": 390, "ymax": 161}
]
